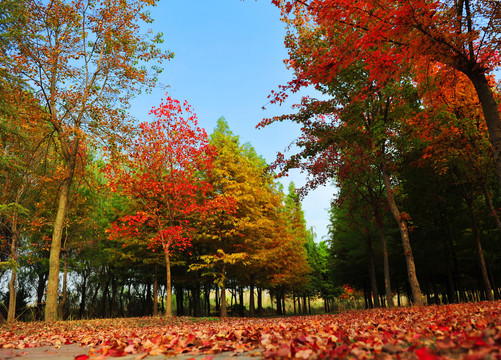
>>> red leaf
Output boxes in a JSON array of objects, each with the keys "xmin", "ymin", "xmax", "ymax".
[
  {"xmin": 415, "ymin": 347, "xmax": 440, "ymax": 360},
  {"xmin": 74, "ymin": 355, "xmax": 90, "ymax": 360}
]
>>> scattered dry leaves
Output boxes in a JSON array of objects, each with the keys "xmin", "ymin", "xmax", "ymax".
[{"xmin": 0, "ymin": 301, "xmax": 499, "ymax": 359}]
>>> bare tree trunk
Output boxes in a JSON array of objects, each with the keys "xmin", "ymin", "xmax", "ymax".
[
  {"xmin": 366, "ymin": 233, "xmax": 381, "ymax": 307},
  {"xmin": 282, "ymin": 290, "xmax": 286, "ymax": 315},
  {"xmin": 465, "ymin": 197, "xmax": 494, "ymax": 301},
  {"xmin": 249, "ymin": 276, "xmax": 255, "ymax": 316},
  {"xmin": 465, "ymin": 70, "xmax": 501, "ymax": 186},
  {"xmin": 45, "ymin": 175, "xmax": 73, "ymax": 321},
  {"xmin": 7, "ymin": 268, "xmax": 17, "ymax": 323},
  {"xmin": 164, "ymin": 250, "xmax": 172, "ymax": 317},
  {"xmin": 381, "ymin": 163, "xmax": 424, "ymax": 305},
  {"xmin": 78, "ymin": 269, "xmax": 88, "ymax": 319},
  {"xmin": 483, "ymin": 184, "xmax": 501, "ymax": 234},
  {"xmin": 257, "ymin": 287, "xmax": 262, "ymax": 315},
  {"xmin": 57, "ymin": 251, "xmax": 68, "ymax": 320},
  {"xmin": 7, "ymin": 217, "xmax": 19, "ymax": 323},
  {"xmin": 194, "ymin": 282, "xmax": 201, "ymax": 317},
  {"xmin": 374, "ymin": 208, "xmax": 394, "ymax": 307},
  {"xmin": 153, "ymin": 262, "xmax": 158, "ymax": 316},
  {"xmin": 220, "ymin": 265, "xmax": 227, "ymax": 318}
]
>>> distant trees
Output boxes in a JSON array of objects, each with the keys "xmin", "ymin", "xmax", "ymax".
[
  {"xmin": 0, "ymin": 105, "xmax": 315, "ymax": 320},
  {"xmin": 1, "ymin": 0, "xmax": 501, "ymax": 323}
]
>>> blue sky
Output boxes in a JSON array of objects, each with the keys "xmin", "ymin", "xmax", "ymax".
[{"xmin": 131, "ymin": 0, "xmax": 334, "ymax": 241}]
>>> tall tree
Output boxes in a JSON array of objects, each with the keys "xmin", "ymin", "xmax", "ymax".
[
  {"xmin": 191, "ymin": 118, "xmax": 266, "ymax": 317},
  {"xmin": 260, "ymin": 63, "xmax": 425, "ymax": 304},
  {"xmin": 105, "ymin": 96, "xmax": 216, "ymax": 317},
  {"xmin": 5, "ymin": 0, "xmax": 171, "ymax": 321}
]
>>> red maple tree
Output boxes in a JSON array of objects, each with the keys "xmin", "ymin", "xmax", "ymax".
[{"xmin": 104, "ymin": 96, "xmax": 216, "ymax": 317}]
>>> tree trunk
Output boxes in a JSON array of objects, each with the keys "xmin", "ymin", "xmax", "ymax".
[
  {"xmin": 465, "ymin": 197, "xmax": 494, "ymax": 301},
  {"xmin": 239, "ymin": 287, "xmax": 244, "ymax": 317},
  {"xmin": 153, "ymin": 262, "xmax": 158, "ymax": 316},
  {"xmin": 176, "ymin": 286, "xmax": 184, "ymax": 316},
  {"xmin": 257, "ymin": 287, "xmax": 262, "ymax": 315},
  {"xmin": 194, "ymin": 282, "xmax": 201, "ymax": 317},
  {"xmin": 164, "ymin": 250, "xmax": 172, "ymax": 317},
  {"xmin": 282, "ymin": 290, "xmax": 286, "ymax": 315},
  {"xmin": 57, "ymin": 251, "xmax": 68, "ymax": 320},
  {"xmin": 220, "ymin": 266, "xmax": 227, "ymax": 317},
  {"xmin": 488, "ymin": 264, "xmax": 499, "ymax": 300},
  {"xmin": 249, "ymin": 276, "xmax": 255, "ymax": 316},
  {"xmin": 366, "ymin": 233, "xmax": 381, "ymax": 308},
  {"xmin": 36, "ymin": 271, "xmax": 48, "ymax": 320},
  {"xmin": 110, "ymin": 274, "xmax": 117, "ymax": 317},
  {"xmin": 483, "ymin": 184, "xmax": 501, "ymax": 234},
  {"xmin": 276, "ymin": 292, "xmax": 281, "ymax": 315},
  {"xmin": 465, "ymin": 70, "xmax": 501, "ymax": 186},
  {"xmin": 381, "ymin": 163, "xmax": 424, "ymax": 305},
  {"xmin": 101, "ymin": 276, "xmax": 109, "ymax": 318},
  {"xmin": 364, "ymin": 286, "xmax": 371, "ymax": 309},
  {"xmin": 78, "ymin": 270, "xmax": 88, "ymax": 319},
  {"xmin": 7, "ymin": 218, "xmax": 19, "ymax": 323},
  {"xmin": 215, "ymin": 286, "xmax": 220, "ymax": 314},
  {"xmin": 440, "ymin": 207, "xmax": 463, "ymax": 303},
  {"xmin": 204, "ymin": 284, "xmax": 211, "ymax": 316},
  {"xmin": 374, "ymin": 207, "xmax": 394, "ymax": 307},
  {"xmin": 45, "ymin": 175, "xmax": 73, "ymax": 322},
  {"xmin": 297, "ymin": 292, "xmax": 302, "ymax": 314},
  {"xmin": 396, "ymin": 279, "xmax": 401, "ymax": 307},
  {"xmin": 7, "ymin": 267, "xmax": 17, "ymax": 323}
]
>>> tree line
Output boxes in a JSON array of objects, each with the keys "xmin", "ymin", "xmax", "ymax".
[
  {"xmin": 2, "ymin": 0, "xmax": 501, "ymax": 323},
  {"xmin": 261, "ymin": 0, "xmax": 501, "ymax": 308}
]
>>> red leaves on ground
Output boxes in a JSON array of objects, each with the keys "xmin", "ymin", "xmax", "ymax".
[
  {"xmin": 74, "ymin": 355, "xmax": 89, "ymax": 360},
  {"xmin": 0, "ymin": 301, "xmax": 500, "ymax": 359}
]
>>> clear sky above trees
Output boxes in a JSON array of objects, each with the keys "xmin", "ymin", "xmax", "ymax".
[{"xmin": 129, "ymin": 0, "xmax": 333, "ymax": 241}]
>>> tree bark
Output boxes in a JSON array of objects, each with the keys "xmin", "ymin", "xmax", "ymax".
[
  {"xmin": 249, "ymin": 276, "xmax": 255, "ymax": 316},
  {"xmin": 164, "ymin": 250, "xmax": 172, "ymax": 317},
  {"xmin": 153, "ymin": 262, "xmax": 158, "ymax": 316},
  {"xmin": 239, "ymin": 287, "xmax": 244, "ymax": 317},
  {"xmin": 45, "ymin": 174, "xmax": 73, "ymax": 321},
  {"xmin": 220, "ymin": 265, "xmax": 227, "ymax": 317},
  {"xmin": 78, "ymin": 269, "xmax": 88, "ymax": 319},
  {"xmin": 194, "ymin": 282, "xmax": 201, "ymax": 317},
  {"xmin": 36, "ymin": 270, "xmax": 48, "ymax": 320},
  {"xmin": 465, "ymin": 70, "xmax": 501, "ymax": 186},
  {"xmin": 381, "ymin": 163, "xmax": 424, "ymax": 305},
  {"xmin": 7, "ymin": 217, "xmax": 19, "ymax": 323},
  {"xmin": 373, "ymin": 207, "xmax": 394, "ymax": 307},
  {"xmin": 215, "ymin": 286, "xmax": 220, "ymax": 314},
  {"xmin": 282, "ymin": 290, "xmax": 286, "ymax": 315},
  {"xmin": 465, "ymin": 197, "xmax": 494, "ymax": 301},
  {"xmin": 176, "ymin": 286, "xmax": 184, "ymax": 316},
  {"xmin": 57, "ymin": 251, "xmax": 68, "ymax": 320},
  {"xmin": 366, "ymin": 233, "xmax": 381, "ymax": 308},
  {"xmin": 483, "ymin": 184, "xmax": 501, "ymax": 234},
  {"xmin": 257, "ymin": 287, "xmax": 262, "ymax": 315}
]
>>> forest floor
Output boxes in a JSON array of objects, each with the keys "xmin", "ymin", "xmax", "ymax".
[{"xmin": 0, "ymin": 300, "xmax": 499, "ymax": 360}]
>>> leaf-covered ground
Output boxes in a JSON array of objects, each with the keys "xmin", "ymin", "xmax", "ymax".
[{"xmin": 0, "ymin": 301, "xmax": 500, "ymax": 359}]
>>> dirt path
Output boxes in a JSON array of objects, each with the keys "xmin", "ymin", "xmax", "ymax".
[{"xmin": 0, "ymin": 345, "xmax": 261, "ymax": 360}]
